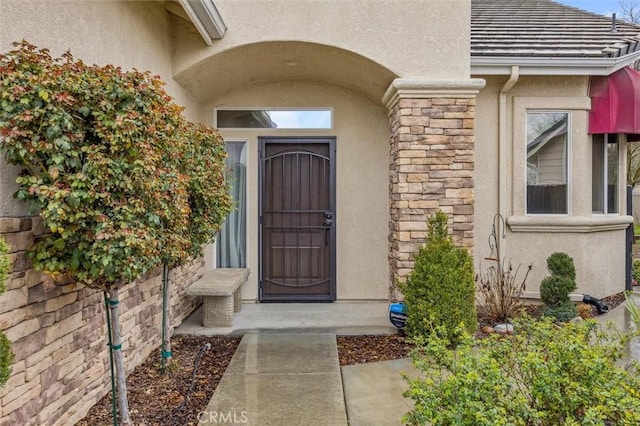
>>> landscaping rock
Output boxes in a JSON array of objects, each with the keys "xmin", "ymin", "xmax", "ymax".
[
  {"xmin": 481, "ymin": 325, "xmax": 494, "ymax": 334},
  {"xmin": 494, "ymin": 324, "xmax": 514, "ymax": 334}
]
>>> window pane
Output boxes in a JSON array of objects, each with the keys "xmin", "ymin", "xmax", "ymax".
[
  {"xmin": 217, "ymin": 142, "xmax": 247, "ymax": 268},
  {"xmin": 526, "ymin": 112, "xmax": 568, "ymax": 214},
  {"xmin": 592, "ymin": 135, "xmax": 604, "ymax": 213},
  {"xmin": 607, "ymin": 135, "xmax": 619, "ymax": 214},
  {"xmin": 217, "ymin": 109, "xmax": 332, "ymax": 129}
]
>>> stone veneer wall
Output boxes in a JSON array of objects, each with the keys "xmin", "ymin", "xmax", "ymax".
[
  {"xmin": 388, "ymin": 97, "xmax": 476, "ymax": 300},
  {"xmin": 0, "ymin": 216, "xmax": 203, "ymax": 425}
]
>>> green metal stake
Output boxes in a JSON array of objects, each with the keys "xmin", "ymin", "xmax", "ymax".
[
  {"xmin": 161, "ymin": 263, "xmax": 171, "ymax": 368},
  {"xmin": 104, "ymin": 291, "xmax": 118, "ymax": 426}
]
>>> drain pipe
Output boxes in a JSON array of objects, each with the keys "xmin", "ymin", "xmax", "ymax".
[
  {"xmin": 498, "ymin": 66, "xmax": 520, "ymax": 256},
  {"xmin": 521, "ymin": 292, "xmax": 609, "ymax": 314},
  {"xmin": 582, "ymin": 294, "xmax": 609, "ymax": 314}
]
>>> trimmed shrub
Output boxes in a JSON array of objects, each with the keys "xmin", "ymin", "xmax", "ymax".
[
  {"xmin": 0, "ymin": 41, "xmax": 231, "ymax": 418},
  {"xmin": 540, "ymin": 275, "xmax": 575, "ymax": 306},
  {"xmin": 540, "ymin": 252, "xmax": 577, "ymax": 322},
  {"xmin": 401, "ymin": 211, "xmax": 477, "ymax": 344},
  {"xmin": 403, "ymin": 315, "xmax": 640, "ymax": 426},
  {"xmin": 546, "ymin": 252, "xmax": 576, "ymax": 280},
  {"xmin": 0, "ymin": 237, "xmax": 14, "ymax": 386}
]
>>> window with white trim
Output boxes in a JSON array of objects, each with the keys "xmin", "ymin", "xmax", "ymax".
[
  {"xmin": 526, "ymin": 112, "xmax": 569, "ymax": 214},
  {"xmin": 592, "ymin": 134, "xmax": 619, "ymax": 214},
  {"xmin": 216, "ymin": 141, "xmax": 247, "ymax": 267}
]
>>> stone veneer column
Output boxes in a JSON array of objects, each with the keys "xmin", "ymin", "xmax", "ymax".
[{"xmin": 383, "ymin": 78, "xmax": 485, "ymax": 300}]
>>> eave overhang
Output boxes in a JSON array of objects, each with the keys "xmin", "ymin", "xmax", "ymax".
[
  {"xmin": 178, "ymin": 0, "xmax": 226, "ymax": 46},
  {"xmin": 471, "ymin": 51, "xmax": 640, "ymax": 76}
]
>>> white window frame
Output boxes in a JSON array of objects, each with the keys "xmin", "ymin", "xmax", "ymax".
[
  {"xmin": 215, "ymin": 139, "xmax": 248, "ymax": 268},
  {"xmin": 214, "ymin": 107, "xmax": 334, "ymax": 130},
  {"xmin": 524, "ymin": 110, "xmax": 572, "ymax": 216},
  {"xmin": 508, "ymin": 96, "xmax": 630, "ymax": 233},
  {"xmin": 592, "ymin": 134, "xmax": 620, "ymax": 215}
]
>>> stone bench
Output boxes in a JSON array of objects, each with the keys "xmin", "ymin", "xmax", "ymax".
[{"xmin": 186, "ymin": 268, "xmax": 250, "ymax": 327}]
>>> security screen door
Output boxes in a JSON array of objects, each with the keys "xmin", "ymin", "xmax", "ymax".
[{"xmin": 259, "ymin": 137, "xmax": 336, "ymax": 301}]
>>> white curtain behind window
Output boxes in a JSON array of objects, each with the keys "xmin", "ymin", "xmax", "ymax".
[{"xmin": 217, "ymin": 142, "xmax": 246, "ymax": 267}]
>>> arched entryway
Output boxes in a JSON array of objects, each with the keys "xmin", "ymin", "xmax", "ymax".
[{"xmin": 176, "ymin": 41, "xmax": 399, "ymax": 302}]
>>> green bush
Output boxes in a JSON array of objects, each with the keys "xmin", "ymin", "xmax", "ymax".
[
  {"xmin": 401, "ymin": 211, "xmax": 477, "ymax": 344},
  {"xmin": 540, "ymin": 276, "xmax": 575, "ymax": 306},
  {"xmin": 546, "ymin": 252, "xmax": 576, "ymax": 280},
  {"xmin": 632, "ymin": 259, "xmax": 640, "ymax": 283},
  {"xmin": 0, "ymin": 237, "xmax": 14, "ymax": 386},
  {"xmin": 540, "ymin": 252, "xmax": 577, "ymax": 322},
  {"xmin": 403, "ymin": 315, "xmax": 640, "ymax": 426},
  {"xmin": 0, "ymin": 41, "xmax": 231, "ymax": 289},
  {"xmin": 542, "ymin": 300, "xmax": 578, "ymax": 323}
]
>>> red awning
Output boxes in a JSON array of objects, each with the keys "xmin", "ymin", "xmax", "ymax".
[{"xmin": 589, "ymin": 66, "xmax": 640, "ymax": 134}]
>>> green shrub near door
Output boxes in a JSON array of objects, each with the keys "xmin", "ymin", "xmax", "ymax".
[{"xmin": 400, "ymin": 210, "xmax": 477, "ymax": 345}]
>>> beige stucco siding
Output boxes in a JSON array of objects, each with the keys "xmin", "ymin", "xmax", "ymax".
[
  {"xmin": 174, "ymin": 0, "xmax": 471, "ymax": 79},
  {"xmin": 0, "ymin": 0, "xmax": 196, "ymax": 110},
  {"xmin": 0, "ymin": 0, "xmax": 203, "ymax": 216},
  {"xmin": 475, "ymin": 75, "xmax": 629, "ymax": 298},
  {"xmin": 506, "ymin": 229, "xmax": 626, "ymax": 299},
  {"xmin": 171, "ymin": 0, "xmax": 471, "ymax": 104},
  {"xmin": 207, "ymin": 81, "xmax": 390, "ymax": 301}
]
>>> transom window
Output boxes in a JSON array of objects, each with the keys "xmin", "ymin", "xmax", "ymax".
[
  {"xmin": 592, "ymin": 134, "xmax": 619, "ymax": 214},
  {"xmin": 526, "ymin": 112, "xmax": 569, "ymax": 215},
  {"xmin": 216, "ymin": 108, "xmax": 332, "ymax": 129}
]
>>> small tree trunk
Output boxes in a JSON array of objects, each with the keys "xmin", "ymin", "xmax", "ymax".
[
  {"xmin": 108, "ymin": 288, "xmax": 131, "ymax": 425},
  {"xmin": 162, "ymin": 263, "xmax": 172, "ymax": 367}
]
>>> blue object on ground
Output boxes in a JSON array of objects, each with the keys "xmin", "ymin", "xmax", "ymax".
[{"xmin": 389, "ymin": 303, "xmax": 407, "ymax": 329}]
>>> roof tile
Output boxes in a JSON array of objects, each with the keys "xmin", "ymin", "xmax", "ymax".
[{"xmin": 472, "ymin": 0, "xmax": 640, "ymax": 58}]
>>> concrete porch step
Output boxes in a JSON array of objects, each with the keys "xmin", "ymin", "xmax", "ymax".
[{"xmin": 175, "ymin": 301, "xmax": 398, "ymax": 336}]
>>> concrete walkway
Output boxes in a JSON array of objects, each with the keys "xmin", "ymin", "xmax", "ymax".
[
  {"xmin": 341, "ymin": 358, "xmax": 417, "ymax": 425},
  {"xmin": 179, "ymin": 302, "xmax": 413, "ymax": 425},
  {"xmin": 189, "ymin": 295, "xmax": 640, "ymax": 426},
  {"xmin": 199, "ymin": 333, "xmax": 349, "ymax": 425},
  {"xmin": 197, "ymin": 332, "xmax": 414, "ymax": 426}
]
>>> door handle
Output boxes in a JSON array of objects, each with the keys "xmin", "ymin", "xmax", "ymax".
[
  {"xmin": 323, "ymin": 212, "xmax": 333, "ymax": 228},
  {"xmin": 323, "ymin": 212, "xmax": 333, "ymax": 245}
]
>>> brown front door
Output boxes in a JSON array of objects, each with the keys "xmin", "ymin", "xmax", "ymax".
[{"xmin": 259, "ymin": 137, "xmax": 336, "ymax": 301}]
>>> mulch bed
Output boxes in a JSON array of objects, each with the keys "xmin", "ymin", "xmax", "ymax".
[
  {"xmin": 600, "ymin": 291, "xmax": 626, "ymax": 313},
  {"xmin": 337, "ymin": 334, "xmax": 411, "ymax": 366},
  {"xmin": 77, "ymin": 335, "xmax": 241, "ymax": 426},
  {"xmin": 78, "ymin": 292, "xmax": 627, "ymax": 425},
  {"xmin": 79, "ymin": 333, "xmax": 412, "ymax": 425}
]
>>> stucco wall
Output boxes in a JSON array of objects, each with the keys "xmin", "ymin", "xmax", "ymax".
[
  {"xmin": 0, "ymin": 0, "xmax": 203, "ymax": 216},
  {"xmin": 475, "ymin": 75, "xmax": 630, "ymax": 298},
  {"xmin": 207, "ymin": 80, "xmax": 390, "ymax": 301},
  {"xmin": 171, "ymin": 0, "xmax": 471, "ymax": 106},
  {"xmin": 174, "ymin": 0, "xmax": 471, "ymax": 80}
]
